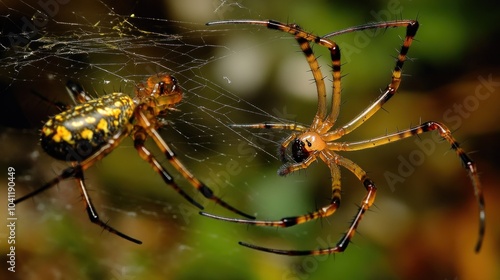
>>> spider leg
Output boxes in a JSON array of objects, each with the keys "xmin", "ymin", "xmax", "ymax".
[
  {"xmin": 200, "ymin": 151, "xmax": 342, "ymax": 228},
  {"xmin": 278, "ymin": 150, "xmax": 319, "ymax": 176},
  {"xmin": 323, "ymin": 19, "xmax": 419, "ymax": 38},
  {"xmin": 323, "ymin": 20, "xmax": 419, "ymax": 141},
  {"xmin": 132, "ymin": 128, "xmax": 204, "ymax": 210},
  {"xmin": 15, "ymin": 165, "xmax": 83, "ymax": 204},
  {"xmin": 134, "ymin": 107, "xmax": 255, "ymax": 219},
  {"xmin": 294, "ymin": 36, "xmax": 328, "ymax": 130},
  {"xmin": 74, "ymin": 167, "xmax": 142, "ymax": 244},
  {"xmin": 65, "ymin": 80, "xmax": 93, "ymax": 105},
  {"xmin": 239, "ymin": 156, "xmax": 375, "ymax": 255},
  {"xmin": 278, "ymin": 133, "xmax": 299, "ymax": 163},
  {"xmin": 229, "ymin": 123, "xmax": 308, "ymax": 131},
  {"xmin": 329, "ymin": 121, "xmax": 485, "ymax": 252},
  {"xmin": 16, "ymin": 130, "xmax": 142, "ymax": 243},
  {"xmin": 15, "ymin": 128, "xmax": 130, "ymax": 204},
  {"xmin": 208, "ymin": 19, "xmax": 341, "ymax": 132},
  {"xmin": 278, "ymin": 32, "xmax": 342, "ymax": 132},
  {"xmin": 231, "ymin": 123, "xmax": 307, "ymax": 162},
  {"xmin": 28, "ymin": 80, "xmax": 91, "ymax": 112}
]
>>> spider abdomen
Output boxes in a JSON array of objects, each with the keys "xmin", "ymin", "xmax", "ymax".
[{"xmin": 40, "ymin": 92, "xmax": 135, "ymax": 162}]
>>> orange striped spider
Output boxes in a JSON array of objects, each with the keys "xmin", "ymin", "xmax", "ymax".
[
  {"xmin": 15, "ymin": 74, "xmax": 254, "ymax": 244},
  {"xmin": 201, "ymin": 19, "xmax": 485, "ymax": 255}
]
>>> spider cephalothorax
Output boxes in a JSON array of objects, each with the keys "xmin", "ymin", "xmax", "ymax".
[{"xmin": 289, "ymin": 132, "xmax": 326, "ymax": 163}]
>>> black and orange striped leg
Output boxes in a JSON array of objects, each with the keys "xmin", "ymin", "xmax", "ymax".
[
  {"xmin": 229, "ymin": 123, "xmax": 308, "ymax": 132},
  {"xmin": 277, "ymin": 133, "xmax": 299, "ymax": 163},
  {"xmin": 134, "ymin": 109, "xmax": 255, "ymax": 219},
  {"xmin": 323, "ymin": 20, "xmax": 419, "ymax": 141},
  {"xmin": 15, "ymin": 129, "xmax": 129, "ymax": 204},
  {"xmin": 15, "ymin": 165, "xmax": 83, "ymax": 204},
  {"xmin": 16, "ymin": 164, "xmax": 141, "ymax": 244},
  {"xmin": 238, "ymin": 156, "xmax": 375, "ymax": 255},
  {"xmin": 229, "ymin": 123, "xmax": 308, "ymax": 162},
  {"xmin": 293, "ymin": 34, "xmax": 342, "ymax": 132},
  {"xmin": 132, "ymin": 128, "xmax": 204, "ymax": 210},
  {"xmin": 207, "ymin": 19, "xmax": 342, "ymax": 131},
  {"xmin": 277, "ymin": 150, "xmax": 319, "ymax": 176},
  {"xmin": 74, "ymin": 167, "xmax": 142, "ymax": 244},
  {"xmin": 266, "ymin": 19, "xmax": 341, "ymax": 127},
  {"xmin": 329, "ymin": 121, "xmax": 485, "ymax": 251},
  {"xmin": 295, "ymin": 36, "xmax": 327, "ymax": 124},
  {"xmin": 200, "ymin": 155, "xmax": 342, "ymax": 228},
  {"xmin": 15, "ymin": 130, "xmax": 142, "ymax": 243},
  {"xmin": 28, "ymin": 80, "xmax": 92, "ymax": 112},
  {"xmin": 429, "ymin": 123, "xmax": 485, "ymax": 252}
]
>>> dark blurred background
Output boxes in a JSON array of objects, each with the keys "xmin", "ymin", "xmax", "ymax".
[{"xmin": 0, "ymin": 0, "xmax": 499, "ymax": 279}]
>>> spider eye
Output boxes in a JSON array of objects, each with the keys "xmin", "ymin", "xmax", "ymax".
[
  {"xmin": 291, "ymin": 138, "xmax": 309, "ymax": 163},
  {"xmin": 157, "ymin": 81, "xmax": 176, "ymax": 95}
]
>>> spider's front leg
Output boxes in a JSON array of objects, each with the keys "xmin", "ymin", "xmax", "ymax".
[
  {"xmin": 278, "ymin": 150, "xmax": 318, "ymax": 176},
  {"xmin": 278, "ymin": 133, "xmax": 299, "ymax": 163},
  {"xmin": 73, "ymin": 167, "xmax": 143, "ymax": 244},
  {"xmin": 200, "ymin": 132, "xmax": 342, "ymax": 228},
  {"xmin": 239, "ymin": 156, "xmax": 376, "ymax": 255}
]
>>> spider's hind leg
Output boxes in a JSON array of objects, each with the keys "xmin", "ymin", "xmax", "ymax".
[
  {"xmin": 238, "ymin": 155, "xmax": 376, "ymax": 256},
  {"xmin": 74, "ymin": 168, "xmax": 142, "ymax": 244},
  {"xmin": 14, "ymin": 162, "xmax": 142, "ymax": 244}
]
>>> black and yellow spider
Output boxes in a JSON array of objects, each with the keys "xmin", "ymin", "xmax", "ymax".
[
  {"xmin": 201, "ymin": 19, "xmax": 485, "ymax": 255},
  {"xmin": 15, "ymin": 73, "xmax": 254, "ymax": 244}
]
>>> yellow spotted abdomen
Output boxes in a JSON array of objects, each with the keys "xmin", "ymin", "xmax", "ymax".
[{"xmin": 40, "ymin": 92, "xmax": 135, "ymax": 162}]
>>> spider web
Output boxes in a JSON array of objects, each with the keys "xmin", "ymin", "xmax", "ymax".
[
  {"xmin": 0, "ymin": 1, "xmax": 316, "ymax": 277},
  {"xmin": 0, "ymin": 1, "xmax": 417, "ymax": 278},
  {"xmin": 0, "ymin": 0, "xmax": 293, "ymax": 193},
  {"xmin": 2, "ymin": 1, "xmax": 494, "ymax": 279}
]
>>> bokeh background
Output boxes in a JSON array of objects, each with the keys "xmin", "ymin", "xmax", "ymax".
[{"xmin": 1, "ymin": 0, "xmax": 499, "ymax": 279}]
